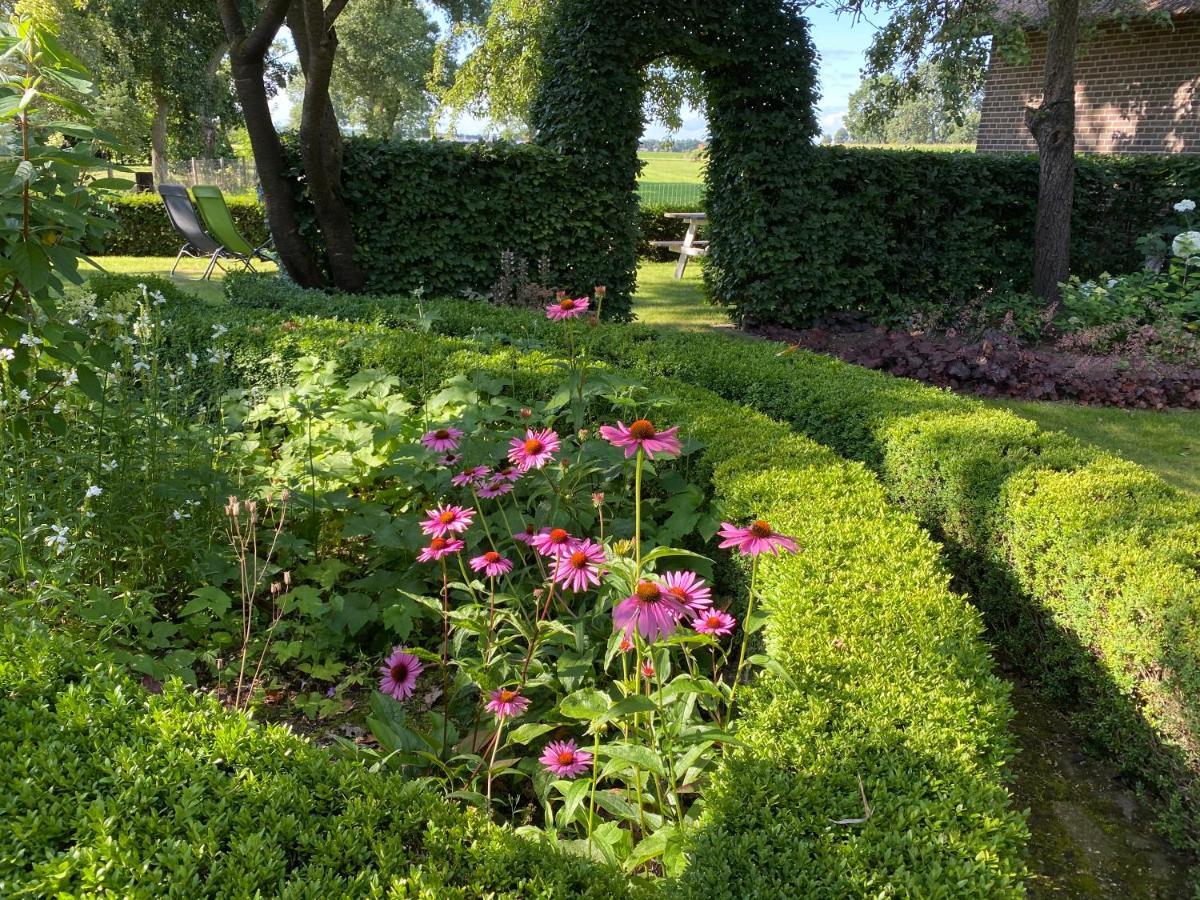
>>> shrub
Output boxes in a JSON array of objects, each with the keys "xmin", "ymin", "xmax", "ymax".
[
  {"xmin": 92, "ymin": 192, "xmax": 268, "ymax": 256},
  {"xmin": 222, "ymin": 275, "xmax": 1200, "ymax": 853}
]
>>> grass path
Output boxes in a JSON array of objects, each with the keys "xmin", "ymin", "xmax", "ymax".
[{"xmin": 85, "ymin": 254, "xmax": 1200, "ymax": 493}]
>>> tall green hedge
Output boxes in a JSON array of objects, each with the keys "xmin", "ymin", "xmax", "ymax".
[
  {"xmin": 225, "ymin": 275, "xmax": 1200, "ymax": 857},
  {"xmin": 92, "ymin": 192, "xmax": 268, "ymax": 257}
]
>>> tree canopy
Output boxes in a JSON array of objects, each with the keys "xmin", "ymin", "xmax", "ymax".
[{"xmin": 843, "ymin": 63, "xmax": 980, "ymax": 144}]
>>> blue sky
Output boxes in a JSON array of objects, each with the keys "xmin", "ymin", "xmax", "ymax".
[{"xmin": 270, "ymin": 7, "xmax": 880, "ymax": 139}]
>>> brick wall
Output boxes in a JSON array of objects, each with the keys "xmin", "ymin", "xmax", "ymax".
[{"xmin": 977, "ymin": 14, "xmax": 1200, "ymax": 153}]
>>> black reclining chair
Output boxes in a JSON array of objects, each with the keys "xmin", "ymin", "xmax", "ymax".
[{"xmin": 158, "ymin": 184, "xmax": 223, "ymax": 277}]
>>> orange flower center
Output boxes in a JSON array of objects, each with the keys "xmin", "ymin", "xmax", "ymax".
[
  {"xmin": 667, "ymin": 585, "xmax": 687, "ymax": 598},
  {"xmin": 635, "ymin": 581, "xmax": 661, "ymax": 603},
  {"xmin": 484, "ymin": 551, "xmax": 501, "ymax": 564},
  {"xmin": 524, "ymin": 438, "xmax": 544, "ymax": 454},
  {"xmin": 549, "ymin": 528, "xmax": 569, "ymax": 544},
  {"xmin": 569, "ymin": 549, "xmax": 589, "ymax": 568},
  {"xmin": 430, "ymin": 537, "xmax": 448, "ymax": 551},
  {"xmin": 557, "ymin": 750, "xmax": 576, "ymax": 765},
  {"xmin": 749, "ymin": 520, "xmax": 773, "ymax": 539},
  {"xmin": 498, "ymin": 689, "xmax": 517, "ymax": 703},
  {"xmin": 434, "ymin": 429, "xmax": 450, "ymax": 439},
  {"xmin": 438, "ymin": 510, "xmax": 455, "ymax": 524},
  {"xmin": 628, "ymin": 419, "xmax": 656, "ymax": 440},
  {"xmin": 560, "ymin": 299, "xmax": 576, "ymax": 310},
  {"xmin": 707, "ymin": 615, "xmax": 721, "ymax": 627}
]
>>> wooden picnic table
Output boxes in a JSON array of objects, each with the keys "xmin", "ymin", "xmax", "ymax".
[{"xmin": 649, "ymin": 211, "xmax": 707, "ymax": 279}]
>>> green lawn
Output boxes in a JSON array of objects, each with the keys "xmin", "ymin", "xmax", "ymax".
[
  {"xmin": 83, "ymin": 254, "xmax": 275, "ymax": 303},
  {"xmin": 87, "ymin": 254, "xmax": 1200, "ymax": 493}
]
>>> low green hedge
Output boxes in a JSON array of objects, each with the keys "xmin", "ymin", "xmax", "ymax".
[
  {"xmin": 224, "ymin": 274, "xmax": 1200, "ymax": 854},
  {"xmin": 26, "ymin": 274, "xmax": 1027, "ymax": 894},
  {"xmin": 92, "ymin": 192, "xmax": 269, "ymax": 257}
]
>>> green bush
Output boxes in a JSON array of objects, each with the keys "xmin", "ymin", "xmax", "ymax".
[
  {"xmin": 92, "ymin": 192, "xmax": 268, "ymax": 257},
  {"xmin": 223, "ymin": 275, "xmax": 1200, "ymax": 854}
]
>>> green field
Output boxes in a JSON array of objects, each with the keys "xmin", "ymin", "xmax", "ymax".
[{"xmin": 637, "ymin": 151, "xmax": 705, "ymax": 183}]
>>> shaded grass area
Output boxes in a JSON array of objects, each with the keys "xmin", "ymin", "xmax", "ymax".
[
  {"xmin": 84, "ymin": 255, "xmax": 276, "ymax": 304},
  {"xmin": 633, "ymin": 261, "xmax": 729, "ymax": 330}
]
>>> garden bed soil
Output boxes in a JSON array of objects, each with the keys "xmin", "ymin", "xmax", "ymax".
[{"xmin": 751, "ymin": 321, "xmax": 1200, "ymax": 409}]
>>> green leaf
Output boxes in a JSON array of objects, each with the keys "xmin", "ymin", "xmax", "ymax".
[
  {"xmin": 505, "ymin": 722, "xmax": 556, "ymax": 746},
  {"xmin": 599, "ymin": 742, "xmax": 665, "ymax": 778},
  {"xmin": 606, "ymin": 694, "xmax": 657, "ymax": 718},
  {"xmin": 74, "ymin": 364, "xmax": 102, "ymax": 402},
  {"xmin": 556, "ymin": 776, "xmax": 593, "ymax": 829},
  {"xmin": 558, "ymin": 687, "xmax": 611, "ymax": 721},
  {"xmin": 180, "ymin": 586, "xmax": 233, "ymax": 618}
]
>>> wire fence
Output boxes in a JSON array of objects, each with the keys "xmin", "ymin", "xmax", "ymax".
[
  {"xmin": 636, "ymin": 181, "xmax": 705, "ymax": 208},
  {"xmin": 154, "ymin": 158, "xmax": 258, "ymax": 195}
]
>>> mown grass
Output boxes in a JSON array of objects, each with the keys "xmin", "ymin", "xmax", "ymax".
[
  {"xmin": 83, "ymin": 255, "xmax": 276, "ymax": 303},
  {"xmin": 637, "ymin": 150, "xmax": 705, "ymax": 184}
]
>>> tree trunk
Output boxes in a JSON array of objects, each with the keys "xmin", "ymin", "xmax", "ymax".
[
  {"xmin": 150, "ymin": 95, "xmax": 169, "ymax": 186},
  {"xmin": 289, "ymin": 0, "xmax": 364, "ymax": 292},
  {"xmin": 217, "ymin": 0, "xmax": 325, "ymax": 288},
  {"xmin": 1024, "ymin": 0, "xmax": 1080, "ymax": 306}
]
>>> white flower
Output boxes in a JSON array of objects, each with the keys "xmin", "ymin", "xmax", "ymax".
[
  {"xmin": 102, "ymin": 459, "xmax": 118, "ymax": 472},
  {"xmin": 211, "ymin": 323, "xmax": 228, "ymax": 338},
  {"xmin": 187, "ymin": 352, "xmax": 199, "ymax": 368},
  {"xmin": 1107, "ymin": 277, "xmax": 1119, "ymax": 288},
  {"xmin": 133, "ymin": 360, "xmax": 150, "ymax": 373},
  {"xmin": 84, "ymin": 485, "xmax": 102, "ymax": 499},
  {"xmin": 53, "ymin": 402, "xmax": 61, "ymax": 413},
  {"xmin": 208, "ymin": 349, "xmax": 230, "ymax": 365},
  {"xmin": 44, "ymin": 524, "xmax": 70, "ymax": 555},
  {"xmin": 0, "ymin": 347, "xmax": 13, "ymax": 362},
  {"xmin": 151, "ymin": 290, "xmax": 167, "ymax": 306},
  {"xmin": 1175, "ymin": 199, "xmax": 1196, "ymax": 213},
  {"xmin": 63, "ymin": 369, "xmax": 78, "ymax": 386},
  {"xmin": 19, "ymin": 333, "xmax": 42, "ymax": 347},
  {"xmin": 111, "ymin": 313, "xmax": 126, "ymax": 325},
  {"xmin": 1173, "ymin": 230, "xmax": 1200, "ymax": 260},
  {"xmin": 17, "ymin": 389, "xmax": 30, "ymax": 402}
]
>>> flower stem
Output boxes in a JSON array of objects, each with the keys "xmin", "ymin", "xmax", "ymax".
[
  {"xmin": 440, "ymin": 557, "xmax": 451, "ymax": 754},
  {"xmin": 728, "ymin": 554, "xmax": 758, "ymax": 720},
  {"xmin": 634, "ymin": 446, "xmax": 644, "ymax": 575},
  {"xmin": 486, "ymin": 717, "xmax": 504, "ymax": 811},
  {"xmin": 586, "ymin": 728, "xmax": 601, "ymax": 854}
]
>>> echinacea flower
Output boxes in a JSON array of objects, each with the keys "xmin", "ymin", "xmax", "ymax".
[
  {"xmin": 613, "ymin": 580, "xmax": 690, "ymax": 642},
  {"xmin": 598, "ymin": 419, "xmax": 682, "ymax": 460},
  {"xmin": 451, "ymin": 466, "xmax": 490, "ymax": 487},
  {"xmin": 717, "ymin": 520, "xmax": 800, "ymax": 557},
  {"xmin": 470, "ymin": 550, "xmax": 513, "ymax": 578},
  {"xmin": 540, "ymin": 739, "xmax": 593, "ymax": 778},
  {"xmin": 421, "ymin": 426, "xmax": 464, "ymax": 453},
  {"xmin": 693, "ymin": 609, "xmax": 736, "ymax": 636},
  {"xmin": 552, "ymin": 540, "xmax": 606, "ymax": 592},
  {"xmin": 531, "ymin": 527, "xmax": 578, "ymax": 558},
  {"xmin": 421, "ymin": 504, "xmax": 475, "ymax": 538},
  {"xmin": 508, "ymin": 427, "xmax": 560, "ymax": 471},
  {"xmin": 512, "ymin": 523, "xmax": 539, "ymax": 545},
  {"xmin": 437, "ymin": 452, "xmax": 463, "ymax": 468},
  {"xmin": 379, "ymin": 647, "xmax": 424, "ymax": 700},
  {"xmin": 640, "ymin": 659, "xmax": 655, "ymax": 679},
  {"xmin": 418, "ymin": 536, "xmax": 465, "ymax": 562},
  {"xmin": 478, "ymin": 477, "xmax": 513, "ymax": 498},
  {"xmin": 486, "ymin": 687, "xmax": 530, "ymax": 719},
  {"xmin": 545, "ymin": 296, "xmax": 590, "ymax": 321},
  {"xmin": 660, "ymin": 570, "xmax": 712, "ymax": 612},
  {"xmin": 491, "ymin": 463, "xmax": 521, "ymax": 483}
]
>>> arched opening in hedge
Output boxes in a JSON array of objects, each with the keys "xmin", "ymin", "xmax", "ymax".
[{"xmin": 532, "ymin": 0, "xmax": 820, "ymax": 320}]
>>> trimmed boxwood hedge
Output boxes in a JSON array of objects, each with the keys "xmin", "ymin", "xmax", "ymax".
[
  {"xmin": 1, "ymin": 274, "xmax": 1030, "ymax": 894},
  {"xmin": 92, "ymin": 192, "xmax": 269, "ymax": 257},
  {"xmin": 224, "ymin": 274, "xmax": 1200, "ymax": 854}
]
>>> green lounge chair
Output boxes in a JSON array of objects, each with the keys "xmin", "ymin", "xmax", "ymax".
[{"xmin": 190, "ymin": 184, "xmax": 275, "ymax": 279}]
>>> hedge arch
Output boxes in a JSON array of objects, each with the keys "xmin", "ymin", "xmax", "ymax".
[{"xmin": 532, "ymin": 0, "xmax": 819, "ymax": 320}]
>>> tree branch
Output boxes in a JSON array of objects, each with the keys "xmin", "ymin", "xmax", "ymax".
[
  {"xmin": 324, "ymin": 0, "xmax": 352, "ymax": 30},
  {"xmin": 244, "ymin": 0, "xmax": 295, "ymax": 60}
]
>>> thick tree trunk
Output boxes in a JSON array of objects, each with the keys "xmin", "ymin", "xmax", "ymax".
[
  {"xmin": 289, "ymin": 0, "xmax": 364, "ymax": 292},
  {"xmin": 1024, "ymin": 0, "xmax": 1080, "ymax": 306},
  {"xmin": 150, "ymin": 95, "xmax": 169, "ymax": 186},
  {"xmin": 217, "ymin": 0, "xmax": 325, "ymax": 288}
]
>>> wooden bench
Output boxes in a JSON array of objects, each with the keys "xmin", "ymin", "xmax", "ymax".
[{"xmin": 656, "ymin": 212, "xmax": 708, "ymax": 278}]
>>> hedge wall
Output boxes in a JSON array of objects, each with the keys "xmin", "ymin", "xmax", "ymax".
[
  {"xmin": 225, "ymin": 274, "xmax": 1200, "ymax": 857},
  {"xmin": 93, "ymin": 192, "xmax": 268, "ymax": 257},
  {"xmin": 30, "ymin": 274, "xmax": 1030, "ymax": 894}
]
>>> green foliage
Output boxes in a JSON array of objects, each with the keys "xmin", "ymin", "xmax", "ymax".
[
  {"xmin": 844, "ymin": 62, "xmax": 980, "ymax": 145},
  {"xmin": 93, "ymin": 191, "xmax": 268, "ymax": 256},
  {"xmin": 724, "ymin": 147, "xmax": 1200, "ymax": 327},
  {"xmin": 289, "ymin": 139, "xmax": 635, "ymax": 318},
  {"xmin": 530, "ymin": 0, "xmax": 819, "ymax": 327},
  {"xmin": 223, "ymin": 276, "xmax": 1200, "ymax": 853}
]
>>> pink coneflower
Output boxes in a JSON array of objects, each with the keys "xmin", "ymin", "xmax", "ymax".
[
  {"xmin": 379, "ymin": 647, "xmax": 423, "ymax": 700},
  {"xmin": 613, "ymin": 580, "xmax": 690, "ymax": 642},
  {"xmin": 512, "ymin": 523, "xmax": 539, "ymax": 545},
  {"xmin": 470, "ymin": 550, "xmax": 513, "ymax": 578},
  {"xmin": 451, "ymin": 466, "xmax": 490, "ymax": 487},
  {"xmin": 693, "ymin": 609, "xmax": 736, "ymax": 636},
  {"xmin": 718, "ymin": 519, "xmax": 800, "ymax": 557},
  {"xmin": 640, "ymin": 659, "xmax": 655, "ymax": 679},
  {"xmin": 491, "ymin": 463, "xmax": 521, "ymax": 484},
  {"xmin": 598, "ymin": 419, "xmax": 682, "ymax": 460},
  {"xmin": 478, "ymin": 477, "xmax": 513, "ymax": 498},
  {"xmin": 486, "ymin": 686, "xmax": 530, "ymax": 719},
  {"xmin": 437, "ymin": 452, "xmax": 463, "ymax": 468},
  {"xmin": 418, "ymin": 536, "xmax": 464, "ymax": 562},
  {"xmin": 661, "ymin": 571, "xmax": 712, "ymax": 612},
  {"xmin": 421, "ymin": 427, "xmax": 464, "ymax": 453},
  {"xmin": 508, "ymin": 427, "xmax": 560, "ymax": 471},
  {"xmin": 531, "ymin": 527, "xmax": 578, "ymax": 558},
  {"xmin": 540, "ymin": 739, "xmax": 593, "ymax": 777},
  {"xmin": 545, "ymin": 296, "xmax": 590, "ymax": 321},
  {"xmin": 552, "ymin": 540, "xmax": 606, "ymax": 592},
  {"xmin": 421, "ymin": 503, "xmax": 475, "ymax": 538}
]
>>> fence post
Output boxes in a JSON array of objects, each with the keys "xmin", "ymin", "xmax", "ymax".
[{"xmin": 190, "ymin": 157, "xmax": 199, "ymax": 184}]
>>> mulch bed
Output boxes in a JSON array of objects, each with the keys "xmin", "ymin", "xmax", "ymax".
[{"xmin": 751, "ymin": 320, "xmax": 1200, "ymax": 409}]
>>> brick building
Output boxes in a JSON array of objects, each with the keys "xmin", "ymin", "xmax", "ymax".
[{"xmin": 977, "ymin": 0, "xmax": 1200, "ymax": 153}]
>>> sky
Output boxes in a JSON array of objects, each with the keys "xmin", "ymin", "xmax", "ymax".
[{"xmin": 270, "ymin": 6, "xmax": 880, "ymax": 140}]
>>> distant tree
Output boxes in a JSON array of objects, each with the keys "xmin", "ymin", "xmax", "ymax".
[
  {"xmin": 833, "ymin": 126, "xmax": 850, "ymax": 143},
  {"xmin": 844, "ymin": 63, "xmax": 980, "ymax": 144}
]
